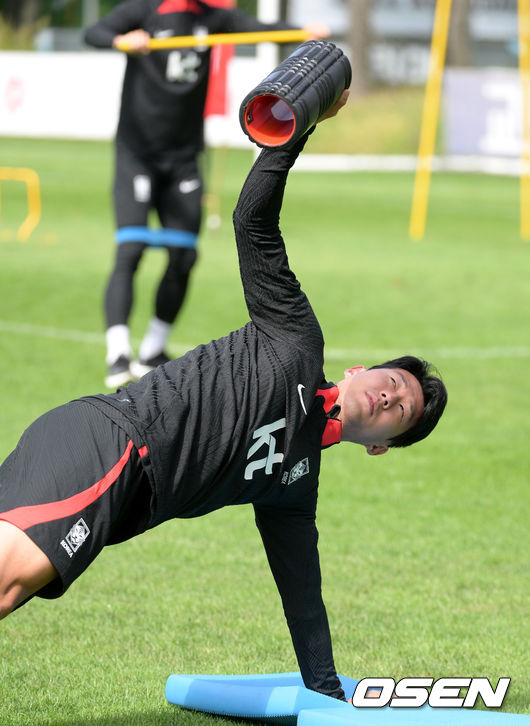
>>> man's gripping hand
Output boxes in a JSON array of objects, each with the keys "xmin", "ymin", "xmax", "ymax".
[
  {"xmin": 303, "ymin": 23, "xmax": 331, "ymax": 40},
  {"xmin": 317, "ymin": 89, "xmax": 350, "ymax": 123},
  {"xmin": 113, "ymin": 29, "xmax": 151, "ymax": 54}
]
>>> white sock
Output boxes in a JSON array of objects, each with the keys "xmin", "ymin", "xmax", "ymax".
[
  {"xmin": 138, "ymin": 317, "xmax": 171, "ymax": 361},
  {"xmin": 106, "ymin": 325, "xmax": 131, "ymax": 365}
]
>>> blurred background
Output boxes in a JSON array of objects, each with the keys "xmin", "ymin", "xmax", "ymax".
[{"xmin": 0, "ymin": 0, "xmax": 523, "ymax": 162}]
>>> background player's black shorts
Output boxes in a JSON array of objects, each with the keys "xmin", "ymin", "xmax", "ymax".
[
  {"xmin": 113, "ymin": 138, "xmax": 203, "ymax": 234},
  {"xmin": 0, "ymin": 400, "xmax": 153, "ymax": 599}
]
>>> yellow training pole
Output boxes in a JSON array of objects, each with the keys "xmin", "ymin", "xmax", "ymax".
[
  {"xmin": 409, "ymin": 0, "xmax": 452, "ymax": 241},
  {"xmin": 117, "ymin": 29, "xmax": 311, "ymax": 52},
  {"xmin": 518, "ymin": 0, "xmax": 530, "ymax": 240},
  {"xmin": 0, "ymin": 167, "xmax": 42, "ymax": 242}
]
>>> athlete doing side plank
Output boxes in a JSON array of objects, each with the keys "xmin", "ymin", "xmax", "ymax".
[{"xmin": 0, "ymin": 93, "xmax": 446, "ymax": 700}]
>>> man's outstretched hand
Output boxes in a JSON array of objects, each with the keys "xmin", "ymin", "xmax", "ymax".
[{"xmin": 303, "ymin": 23, "xmax": 331, "ymax": 40}]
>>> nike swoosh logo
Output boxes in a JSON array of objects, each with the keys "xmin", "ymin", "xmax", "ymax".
[{"xmin": 297, "ymin": 384, "xmax": 307, "ymax": 415}]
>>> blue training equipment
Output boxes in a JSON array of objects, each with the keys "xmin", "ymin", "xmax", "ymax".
[{"xmin": 165, "ymin": 672, "xmax": 530, "ymax": 726}]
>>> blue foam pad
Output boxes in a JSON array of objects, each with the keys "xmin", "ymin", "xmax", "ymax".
[
  {"xmin": 165, "ymin": 672, "xmax": 357, "ymax": 722},
  {"xmin": 165, "ymin": 672, "xmax": 530, "ymax": 725}
]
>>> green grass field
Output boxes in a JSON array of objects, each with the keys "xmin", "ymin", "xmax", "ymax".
[{"xmin": 0, "ymin": 135, "xmax": 528, "ymax": 725}]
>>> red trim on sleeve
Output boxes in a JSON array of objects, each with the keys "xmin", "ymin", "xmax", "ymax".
[
  {"xmin": 0, "ymin": 440, "xmax": 135, "ymax": 531},
  {"xmin": 138, "ymin": 445, "xmax": 148, "ymax": 458}
]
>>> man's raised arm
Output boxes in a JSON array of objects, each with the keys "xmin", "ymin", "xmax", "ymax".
[{"xmin": 232, "ymin": 92, "xmax": 349, "ymax": 345}]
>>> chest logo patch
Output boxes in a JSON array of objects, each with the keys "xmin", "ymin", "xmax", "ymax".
[
  {"xmin": 244, "ymin": 418, "xmax": 286, "ymax": 481},
  {"xmin": 166, "ymin": 49, "xmax": 202, "ymax": 83},
  {"xmin": 287, "ymin": 457, "xmax": 310, "ymax": 485}
]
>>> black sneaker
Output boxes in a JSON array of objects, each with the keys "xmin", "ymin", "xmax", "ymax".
[
  {"xmin": 130, "ymin": 351, "xmax": 171, "ymax": 379},
  {"xmin": 105, "ymin": 355, "xmax": 134, "ymax": 389}
]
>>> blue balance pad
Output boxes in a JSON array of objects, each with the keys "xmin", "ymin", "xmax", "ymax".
[{"xmin": 165, "ymin": 672, "xmax": 530, "ymax": 725}]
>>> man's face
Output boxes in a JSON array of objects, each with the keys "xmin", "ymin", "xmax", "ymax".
[{"xmin": 337, "ymin": 366, "xmax": 424, "ymax": 454}]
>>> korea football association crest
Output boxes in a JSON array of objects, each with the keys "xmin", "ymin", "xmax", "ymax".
[
  {"xmin": 287, "ymin": 457, "xmax": 310, "ymax": 485},
  {"xmin": 60, "ymin": 518, "xmax": 90, "ymax": 558}
]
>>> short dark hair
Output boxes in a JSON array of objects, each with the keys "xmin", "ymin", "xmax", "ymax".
[{"xmin": 369, "ymin": 355, "xmax": 447, "ymax": 448}]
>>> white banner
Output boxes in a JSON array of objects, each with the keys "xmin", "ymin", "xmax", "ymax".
[
  {"xmin": 0, "ymin": 50, "xmax": 269, "ymax": 148},
  {"xmin": 443, "ymin": 68, "xmax": 524, "ymax": 157}
]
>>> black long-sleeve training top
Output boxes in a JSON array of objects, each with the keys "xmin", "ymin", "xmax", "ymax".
[
  {"xmin": 84, "ymin": 0, "xmax": 292, "ymax": 154},
  {"xmin": 85, "ymin": 130, "xmax": 346, "ymax": 700}
]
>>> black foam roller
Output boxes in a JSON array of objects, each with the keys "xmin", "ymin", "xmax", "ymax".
[{"xmin": 239, "ymin": 40, "xmax": 351, "ymax": 149}]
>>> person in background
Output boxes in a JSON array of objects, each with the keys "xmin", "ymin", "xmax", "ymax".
[{"xmin": 85, "ymin": 0, "xmax": 329, "ymax": 388}]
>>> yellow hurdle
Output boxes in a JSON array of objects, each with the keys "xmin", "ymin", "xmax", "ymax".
[
  {"xmin": 116, "ymin": 29, "xmax": 311, "ymax": 52},
  {"xmin": 0, "ymin": 167, "xmax": 42, "ymax": 242},
  {"xmin": 409, "ymin": 0, "xmax": 452, "ymax": 241}
]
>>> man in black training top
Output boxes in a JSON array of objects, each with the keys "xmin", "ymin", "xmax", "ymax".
[
  {"xmin": 85, "ymin": 0, "xmax": 327, "ymax": 388},
  {"xmin": 0, "ymin": 92, "xmax": 446, "ymax": 701}
]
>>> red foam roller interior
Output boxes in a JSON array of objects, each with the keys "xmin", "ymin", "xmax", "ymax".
[{"xmin": 244, "ymin": 95, "xmax": 295, "ymax": 147}]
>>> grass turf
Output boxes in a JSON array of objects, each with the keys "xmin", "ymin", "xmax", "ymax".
[{"xmin": 0, "ymin": 135, "xmax": 529, "ymax": 724}]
